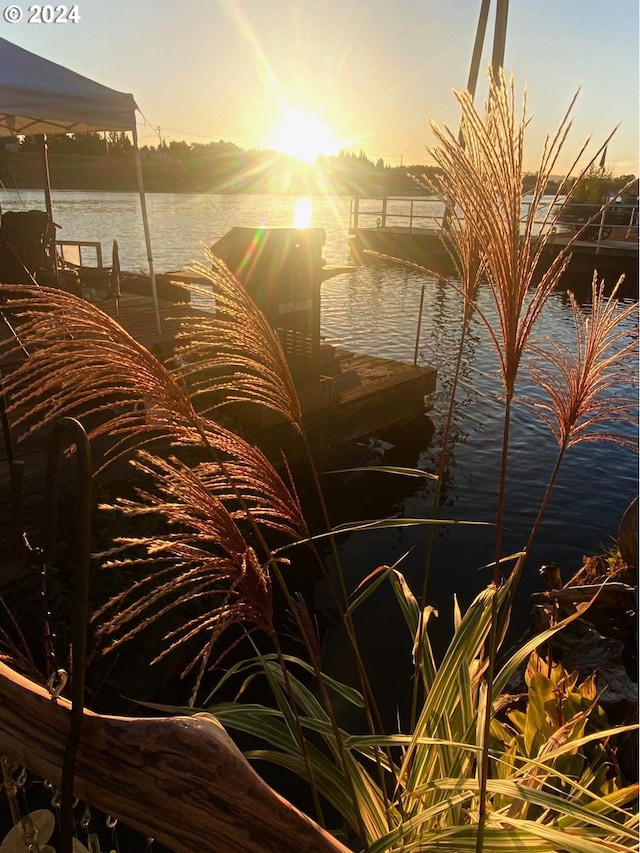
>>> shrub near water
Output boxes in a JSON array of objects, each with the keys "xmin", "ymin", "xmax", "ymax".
[{"xmin": 570, "ymin": 164, "xmax": 617, "ymax": 206}]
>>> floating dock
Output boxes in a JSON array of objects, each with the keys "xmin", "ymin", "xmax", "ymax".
[
  {"xmin": 348, "ymin": 196, "xmax": 639, "ymax": 292},
  {"xmin": 232, "ymin": 343, "xmax": 436, "ymax": 467},
  {"xmin": 208, "ymin": 226, "xmax": 436, "ymax": 463}
]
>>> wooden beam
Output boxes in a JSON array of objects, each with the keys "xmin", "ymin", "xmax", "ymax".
[{"xmin": 0, "ymin": 662, "xmax": 350, "ymax": 853}]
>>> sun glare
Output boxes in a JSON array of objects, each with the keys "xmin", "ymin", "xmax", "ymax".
[
  {"xmin": 271, "ymin": 107, "xmax": 340, "ymax": 163},
  {"xmin": 293, "ymin": 197, "xmax": 313, "ymax": 228}
]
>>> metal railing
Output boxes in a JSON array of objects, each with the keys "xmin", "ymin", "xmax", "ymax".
[
  {"xmin": 550, "ymin": 199, "xmax": 639, "ymax": 253},
  {"xmin": 56, "ymin": 239, "xmax": 104, "ymax": 268},
  {"xmin": 350, "ymin": 196, "xmax": 443, "ymax": 234},
  {"xmin": 351, "ymin": 196, "xmax": 639, "ymax": 255}
]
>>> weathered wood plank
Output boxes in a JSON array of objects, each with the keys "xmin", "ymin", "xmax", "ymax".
[{"xmin": 0, "ymin": 662, "xmax": 351, "ymax": 853}]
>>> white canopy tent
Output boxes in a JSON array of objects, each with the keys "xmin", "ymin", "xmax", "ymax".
[{"xmin": 0, "ymin": 37, "xmax": 161, "ymax": 331}]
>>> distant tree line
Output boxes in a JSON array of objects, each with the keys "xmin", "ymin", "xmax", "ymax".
[
  {"xmin": 1, "ymin": 132, "xmax": 637, "ymax": 198},
  {"xmin": 20, "ymin": 131, "xmax": 133, "ymax": 156}
]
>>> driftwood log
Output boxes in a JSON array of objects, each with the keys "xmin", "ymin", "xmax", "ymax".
[
  {"xmin": 530, "ymin": 582, "xmax": 637, "ymax": 612},
  {"xmin": 0, "ymin": 662, "xmax": 351, "ymax": 853}
]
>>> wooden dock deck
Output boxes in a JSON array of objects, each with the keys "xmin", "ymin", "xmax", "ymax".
[
  {"xmin": 235, "ymin": 343, "xmax": 437, "ymax": 465},
  {"xmin": 99, "ymin": 286, "xmax": 212, "ymax": 355},
  {"xmin": 92, "ymin": 286, "xmax": 437, "ymax": 462}
]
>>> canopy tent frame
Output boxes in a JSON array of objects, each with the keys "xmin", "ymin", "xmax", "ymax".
[{"xmin": 0, "ymin": 37, "xmax": 161, "ymax": 332}]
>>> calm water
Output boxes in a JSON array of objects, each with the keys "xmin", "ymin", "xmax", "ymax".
[{"xmin": 1, "ymin": 189, "xmax": 637, "ymax": 666}]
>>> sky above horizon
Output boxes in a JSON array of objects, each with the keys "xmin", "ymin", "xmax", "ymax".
[{"xmin": 3, "ymin": 0, "xmax": 639, "ymax": 176}]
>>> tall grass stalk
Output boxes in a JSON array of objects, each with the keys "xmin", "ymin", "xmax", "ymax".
[
  {"xmin": 412, "ymin": 70, "xmax": 638, "ymax": 853},
  {"xmin": 502, "ymin": 273, "xmax": 639, "ymax": 617},
  {"xmin": 408, "ymin": 70, "xmax": 597, "ymax": 608},
  {"xmin": 409, "ymin": 233, "xmax": 482, "ymax": 729}
]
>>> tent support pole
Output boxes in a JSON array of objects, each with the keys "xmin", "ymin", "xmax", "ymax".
[
  {"xmin": 40, "ymin": 134, "xmax": 59, "ymax": 283},
  {"xmin": 40, "ymin": 134, "xmax": 55, "ymax": 223},
  {"xmin": 132, "ymin": 125, "xmax": 162, "ymax": 334}
]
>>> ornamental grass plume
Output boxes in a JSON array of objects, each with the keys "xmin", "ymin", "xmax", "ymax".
[
  {"xmin": 427, "ymin": 70, "xmax": 603, "ymax": 399},
  {"xmin": 0, "ymin": 285, "xmax": 204, "ymax": 464},
  {"xmin": 516, "ymin": 274, "xmax": 639, "ymax": 560},
  {"xmin": 0, "ymin": 279, "xmax": 307, "ymax": 699},
  {"xmin": 0, "ymin": 282, "xmax": 305, "ymax": 532},
  {"xmin": 93, "ymin": 452, "xmax": 277, "ymax": 702},
  {"xmin": 418, "ymin": 71, "xmax": 571, "ymax": 596},
  {"xmin": 423, "ymin": 71, "xmax": 627, "ymax": 590},
  {"xmin": 528, "ymin": 275, "xmax": 638, "ymax": 453},
  {"xmin": 175, "ymin": 247, "xmax": 302, "ymax": 430},
  {"xmin": 0, "ymin": 255, "xmax": 303, "ymax": 455}
]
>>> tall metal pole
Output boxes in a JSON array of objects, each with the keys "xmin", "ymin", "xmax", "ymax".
[
  {"xmin": 40, "ymin": 134, "xmax": 59, "ymax": 283},
  {"xmin": 132, "ymin": 124, "xmax": 162, "ymax": 334},
  {"xmin": 40, "ymin": 134, "xmax": 55, "ymax": 223},
  {"xmin": 467, "ymin": 0, "xmax": 492, "ymax": 100},
  {"xmin": 441, "ymin": 0, "xmax": 493, "ymax": 232},
  {"xmin": 491, "ymin": 0, "xmax": 509, "ymax": 77}
]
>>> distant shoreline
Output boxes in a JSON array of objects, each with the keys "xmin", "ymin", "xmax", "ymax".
[
  {"xmin": 3, "ymin": 151, "xmax": 628, "ymax": 200},
  {"xmin": 0, "ymin": 151, "xmax": 426, "ymax": 197}
]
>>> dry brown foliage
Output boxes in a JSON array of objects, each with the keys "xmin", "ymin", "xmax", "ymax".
[
  {"xmin": 527, "ymin": 275, "xmax": 638, "ymax": 450},
  {"xmin": 425, "ymin": 71, "xmax": 607, "ymax": 396},
  {"xmin": 0, "ymin": 269, "xmax": 308, "ymax": 696}
]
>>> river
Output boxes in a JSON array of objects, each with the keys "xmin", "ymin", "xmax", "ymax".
[{"xmin": 1, "ymin": 188, "xmax": 637, "ymax": 680}]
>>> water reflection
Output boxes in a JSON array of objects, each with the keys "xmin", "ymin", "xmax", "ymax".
[{"xmin": 293, "ymin": 197, "xmax": 313, "ymax": 228}]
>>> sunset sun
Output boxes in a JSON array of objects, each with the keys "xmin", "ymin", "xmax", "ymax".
[{"xmin": 270, "ymin": 107, "xmax": 340, "ymax": 163}]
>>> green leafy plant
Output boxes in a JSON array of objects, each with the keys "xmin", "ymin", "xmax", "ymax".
[
  {"xmin": 570, "ymin": 164, "xmax": 616, "ymax": 206},
  {"xmin": 175, "ymin": 570, "xmax": 636, "ymax": 852}
]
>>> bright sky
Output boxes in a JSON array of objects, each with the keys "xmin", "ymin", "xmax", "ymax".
[{"xmin": 4, "ymin": 0, "xmax": 639, "ymax": 175}]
